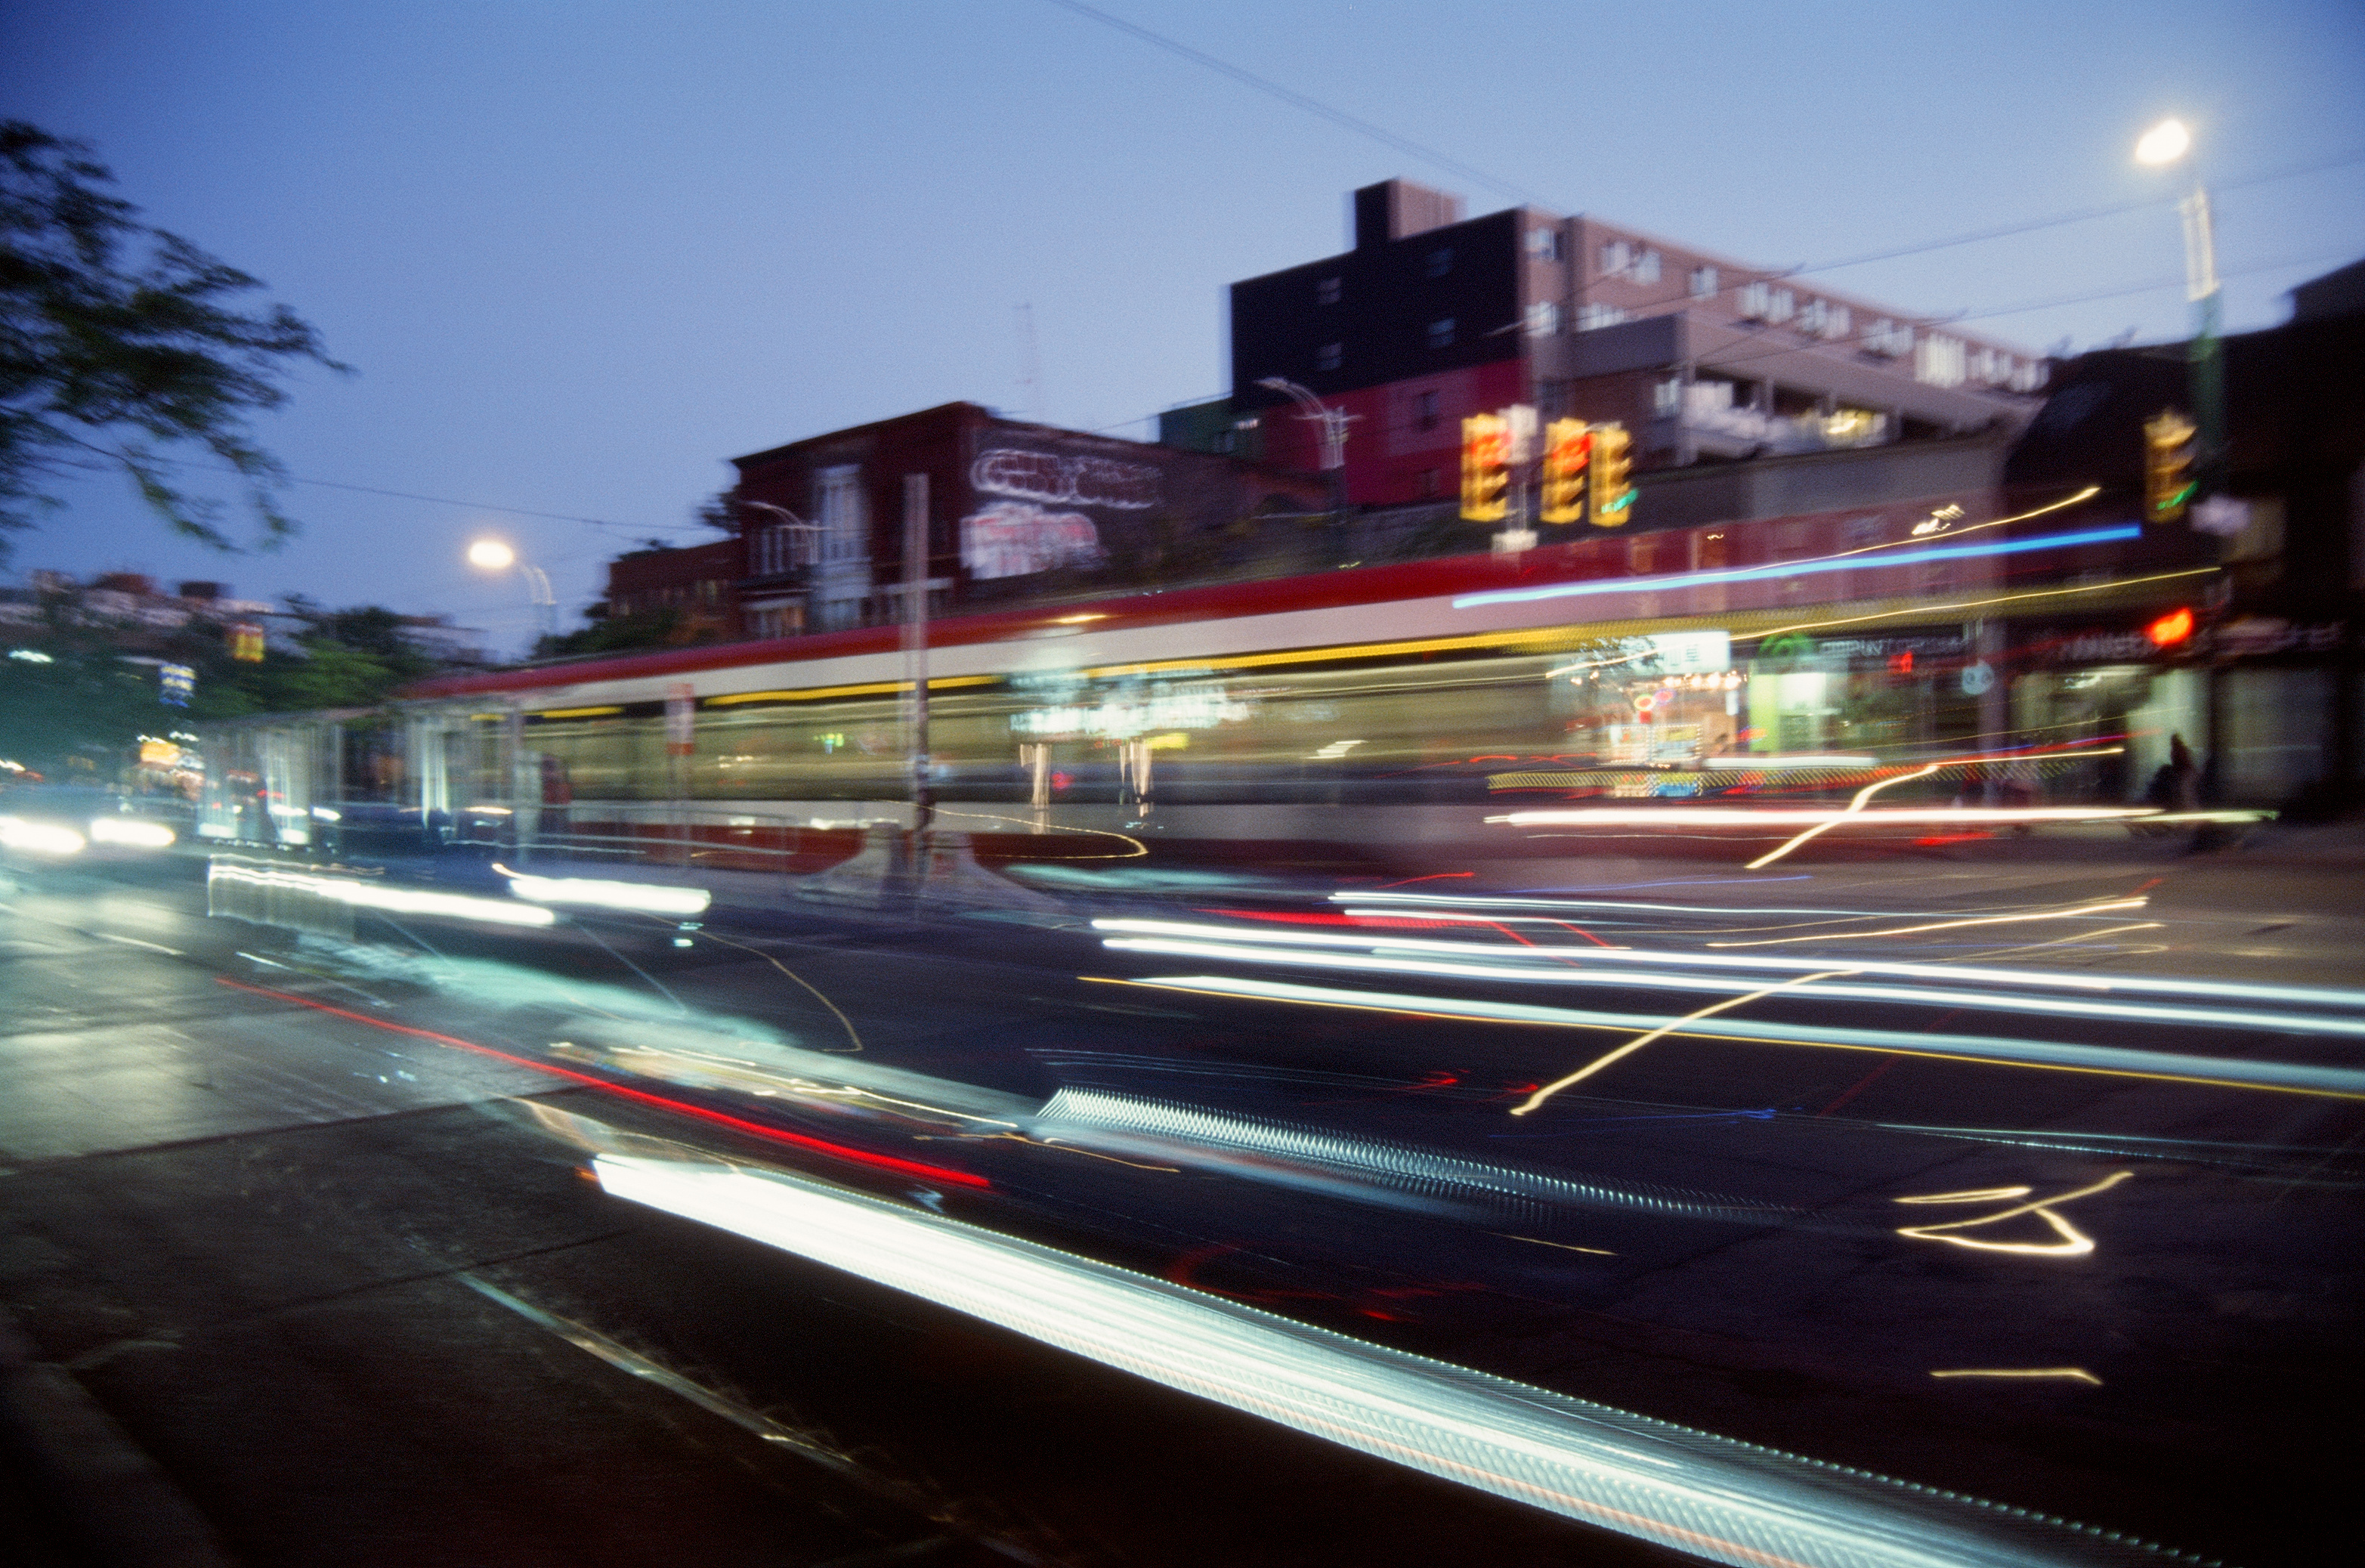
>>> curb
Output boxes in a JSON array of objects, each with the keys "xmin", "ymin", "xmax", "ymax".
[{"xmin": 0, "ymin": 1309, "xmax": 235, "ymax": 1568}]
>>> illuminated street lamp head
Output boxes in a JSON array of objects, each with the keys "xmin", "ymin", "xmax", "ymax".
[
  {"xmin": 466, "ymin": 538, "xmax": 516, "ymax": 572},
  {"xmin": 2136, "ymin": 119, "xmax": 2191, "ymax": 165}
]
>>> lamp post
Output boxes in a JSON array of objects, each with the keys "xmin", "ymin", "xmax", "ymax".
[
  {"xmin": 2136, "ymin": 118, "xmax": 2226, "ymax": 503},
  {"xmin": 465, "ymin": 537, "xmax": 555, "ymax": 641},
  {"xmin": 1257, "ymin": 376, "xmax": 1355, "ymax": 564}
]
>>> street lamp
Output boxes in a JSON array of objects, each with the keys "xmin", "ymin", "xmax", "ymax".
[
  {"xmin": 1257, "ymin": 376, "xmax": 1355, "ymax": 564},
  {"xmin": 2135, "ymin": 117, "xmax": 2225, "ymax": 504},
  {"xmin": 466, "ymin": 537, "xmax": 555, "ymax": 639}
]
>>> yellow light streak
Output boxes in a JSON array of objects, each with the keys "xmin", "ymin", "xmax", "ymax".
[
  {"xmin": 1743, "ymin": 567, "xmax": 2216, "ymax": 648},
  {"xmin": 529, "ymin": 705, "xmax": 626, "ymax": 719},
  {"xmin": 678, "ymin": 929, "xmax": 867, "ymax": 1054},
  {"xmin": 705, "ymin": 675, "xmax": 998, "ymax": 707},
  {"xmin": 1930, "ymin": 1368, "xmax": 2101, "ymax": 1385},
  {"xmin": 1509, "ymin": 969, "xmax": 1859, "ymax": 1117},
  {"xmin": 934, "ymin": 807, "xmax": 1148, "ymax": 858},
  {"xmin": 1894, "ymin": 1171, "xmax": 2133, "ymax": 1256},
  {"xmin": 1501, "ymin": 1235, "xmax": 1618, "ymax": 1257},
  {"xmin": 1708, "ymin": 897, "xmax": 2150, "ymax": 948},
  {"xmin": 1745, "ymin": 764, "xmax": 1941, "ymax": 871}
]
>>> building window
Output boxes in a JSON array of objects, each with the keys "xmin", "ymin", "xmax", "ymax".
[
  {"xmin": 1767, "ymin": 287, "xmax": 1795, "ymax": 324},
  {"xmin": 1525, "ymin": 300, "xmax": 1561, "ymax": 336},
  {"xmin": 1414, "ymin": 389, "xmax": 1439, "ymax": 431},
  {"xmin": 1653, "ymin": 377, "xmax": 1682, "ymax": 416},
  {"xmin": 1822, "ymin": 303, "xmax": 1850, "ymax": 341},
  {"xmin": 1915, "ymin": 332, "xmax": 1968, "ymax": 388},
  {"xmin": 1427, "ymin": 317, "xmax": 1455, "ymax": 348},
  {"xmin": 1739, "ymin": 280, "xmax": 1770, "ymax": 320},
  {"xmin": 1315, "ymin": 341, "xmax": 1343, "ymax": 372},
  {"xmin": 1602, "ymin": 239, "xmax": 1632, "ymax": 277},
  {"xmin": 1425, "ymin": 246, "xmax": 1453, "ymax": 278},
  {"xmin": 816, "ymin": 464, "xmax": 867, "ymax": 564},
  {"xmin": 1633, "ymin": 248, "xmax": 1661, "ymax": 285},
  {"xmin": 1526, "ymin": 226, "xmax": 1562, "ymax": 261},
  {"xmin": 1865, "ymin": 317, "xmax": 1913, "ymax": 358},
  {"xmin": 1690, "ymin": 265, "xmax": 1718, "ymax": 298},
  {"xmin": 1577, "ymin": 302, "xmax": 1629, "ymax": 332},
  {"xmin": 1316, "ymin": 275, "xmax": 1341, "ymax": 306}
]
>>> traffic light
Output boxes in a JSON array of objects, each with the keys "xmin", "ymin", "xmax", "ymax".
[
  {"xmin": 2143, "ymin": 409, "xmax": 2197, "ymax": 524},
  {"xmin": 1538, "ymin": 419, "xmax": 1590, "ymax": 524},
  {"xmin": 2145, "ymin": 606, "xmax": 2195, "ymax": 647},
  {"xmin": 1461, "ymin": 413, "xmax": 1510, "ymax": 522},
  {"xmin": 1589, "ymin": 421, "xmax": 1634, "ymax": 527}
]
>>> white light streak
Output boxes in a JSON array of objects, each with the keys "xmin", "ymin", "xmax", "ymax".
[
  {"xmin": 208, "ymin": 860, "xmax": 557, "ymax": 927},
  {"xmin": 0, "ymin": 816, "xmax": 85, "ymax": 856},
  {"xmin": 1099, "ymin": 975, "xmax": 2365, "ymax": 1099},
  {"xmin": 595, "ymin": 1153, "xmax": 2145, "ymax": 1567},
  {"xmin": 504, "ymin": 872, "xmax": 713, "ymax": 917},
  {"xmin": 88, "ymin": 817, "xmax": 177, "ymax": 849}
]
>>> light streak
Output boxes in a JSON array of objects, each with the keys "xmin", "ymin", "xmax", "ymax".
[
  {"xmin": 500, "ymin": 871, "xmax": 713, "ymax": 917},
  {"xmin": 1487, "ymin": 806, "xmax": 2165, "ymax": 827},
  {"xmin": 1708, "ymin": 898, "xmax": 2147, "ymax": 946},
  {"xmin": 209, "ymin": 860, "xmax": 556, "ymax": 927},
  {"xmin": 88, "ymin": 817, "xmax": 177, "ymax": 848},
  {"xmin": 1894, "ymin": 1171, "xmax": 2133, "ymax": 1255},
  {"xmin": 1084, "ymin": 976, "xmax": 2365, "ymax": 1099},
  {"xmin": 595, "ymin": 1151, "xmax": 2154, "ymax": 1567},
  {"xmin": 1509, "ymin": 970, "xmax": 1858, "ymax": 1116},
  {"xmin": 1746, "ymin": 763, "xmax": 1942, "ymax": 869},
  {"xmin": 212, "ymin": 978, "xmax": 988, "ymax": 1187},
  {"xmin": 672, "ymin": 929, "xmax": 867, "ymax": 1053},
  {"xmin": 1452, "ymin": 521, "xmax": 2141, "ymax": 611},
  {"xmin": 1930, "ymin": 1368, "xmax": 2102, "ymax": 1386},
  {"xmin": 1093, "ymin": 918, "xmax": 2365, "ymax": 1038},
  {"xmin": 1502, "ymin": 1235, "xmax": 1618, "ymax": 1256},
  {"xmin": 705, "ymin": 674, "xmax": 997, "ymax": 706},
  {"xmin": 0, "ymin": 816, "xmax": 86, "ymax": 855},
  {"xmin": 1112, "ymin": 914, "xmax": 2365, "ymax": 1012}
]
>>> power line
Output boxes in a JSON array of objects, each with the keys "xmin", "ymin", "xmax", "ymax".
[
  {"xmin": 1790, "ymin": 148, "xmax": 2365, "ymax": 275},
  {"xmin": 1042, "ymin": 0, "xmax": 1547, "ymax": 207}
]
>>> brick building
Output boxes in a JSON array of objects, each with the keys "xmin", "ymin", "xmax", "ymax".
[
  {"xmin": 1193, "ymin": 179, "xmax": 2045, "ymax": 507},
  {"xmin": 728, "ymin": 403, "xmax": 1325, "ymax": 637}
]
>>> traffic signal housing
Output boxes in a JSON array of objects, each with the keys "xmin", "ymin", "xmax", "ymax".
[
  {"xmin": 1589, "ymin": 422, "xmax": 1634, "ymax": 527},
  {"xmin": 1539, "ymin": 419, "xmax": 1590, "ymax": 524},
  {"xmin": 2144, "ymin": 409, "xmax": 2197, "ymax": 524},
  {"xmin": 1461, "ymin": 413, "xmax": 1510, "ymax": 522}
]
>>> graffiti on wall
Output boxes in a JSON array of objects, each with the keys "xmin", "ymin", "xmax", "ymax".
[
  {"xmin": 972, "ymin": 448, "xmax": 1161, "ymax": 511},
  {"xmin": 960, "ymin": 500, "xmax": 1106, "ymax": 580}
]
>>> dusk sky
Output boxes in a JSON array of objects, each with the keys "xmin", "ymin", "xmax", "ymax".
[{"xmin": 5, "ymin": 0, "xmax": 2360, "ymax": 653}]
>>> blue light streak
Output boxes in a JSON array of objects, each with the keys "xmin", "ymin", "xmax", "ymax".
[{"xmin": 1451, "ymin": 524, "xmax": 2144, "ymax": 610}]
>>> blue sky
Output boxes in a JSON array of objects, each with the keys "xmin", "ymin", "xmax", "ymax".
[{"xmin": 5, "ymin": 0, "xmax": 2360, "ymax": 652}]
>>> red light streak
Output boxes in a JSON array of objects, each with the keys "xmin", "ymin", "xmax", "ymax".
[{"xmin": 212, "ymin": 978, "xmax": 991, "ymax": 1189}]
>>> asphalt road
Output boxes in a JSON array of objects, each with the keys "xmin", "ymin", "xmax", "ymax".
[{"xmin": 2, "ymin": 835, "xmax": 2359, "ymax": 1567}]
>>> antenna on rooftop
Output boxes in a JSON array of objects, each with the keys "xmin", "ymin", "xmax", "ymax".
[{"xmin": 1015, "ymin": 302, "xmax": 1044, "ymax": 423}]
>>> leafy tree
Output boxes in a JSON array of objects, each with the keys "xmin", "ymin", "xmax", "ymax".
[
  {"xmin": 1, "ymin": 121, "xmax": 348, "ymax": 561},
  {"xmin": 532, "ymin": 607, "xmax": 685, "ymax": 659}
]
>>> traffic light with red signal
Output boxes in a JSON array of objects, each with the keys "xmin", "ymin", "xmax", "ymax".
[
  {"xmin": 1538, "ymin": 419, "xmax": 1589, "ymax": 524},
  {"xmin": 1461, "ymin": 413, "xmax": 1510, "ymax": 522}
]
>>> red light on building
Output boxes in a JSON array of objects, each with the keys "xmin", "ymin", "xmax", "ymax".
[{"xmin": 2146, "ymin": 607, "xmax": 2195, "ymax": 647}]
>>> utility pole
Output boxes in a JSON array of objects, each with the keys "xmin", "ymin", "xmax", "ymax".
[{"xmin": 901, "ymin": 473, "xmax": 934, "ymax": 852}]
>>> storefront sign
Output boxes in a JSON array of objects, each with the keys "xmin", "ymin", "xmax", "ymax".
[{"xmin": 1643, "ymin": 630, "xmax": 1730, "ymax": 676}]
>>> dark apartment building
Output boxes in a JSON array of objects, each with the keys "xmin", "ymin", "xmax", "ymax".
[
  {"xmin": 603, "ymin": 539, "xmax": 744, "ymax": 642},
  {"xmin": 1203, "ymin": 178, "xmax": 2046, "ymax": 507}
]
